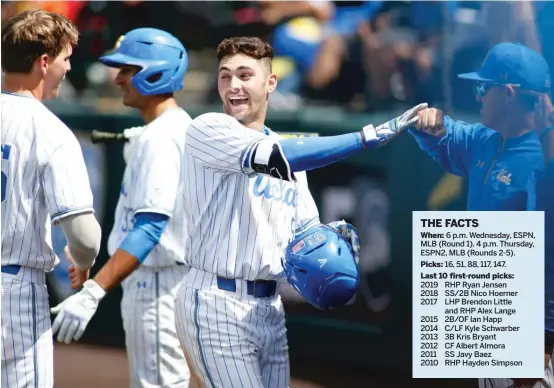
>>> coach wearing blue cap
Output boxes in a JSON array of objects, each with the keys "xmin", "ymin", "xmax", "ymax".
[
  {"xmin": 409, "ymin": 42, "xmax": 553, "ymax": 388},
  {"xmin": 410, "ymin": 42, "xmax": 550, "ymax": 211}
]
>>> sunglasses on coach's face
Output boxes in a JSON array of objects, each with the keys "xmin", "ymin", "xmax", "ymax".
[{"xmin": 476, "ymin": 82, "xmax": 522, "ymax": 99}]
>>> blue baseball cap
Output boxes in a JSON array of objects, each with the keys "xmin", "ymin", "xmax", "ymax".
[{"xmin": 458, "ymin": 42, "xmax": 551, "ymax": 93}]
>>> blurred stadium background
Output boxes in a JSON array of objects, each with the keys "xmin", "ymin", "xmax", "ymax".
[{"xmin": 2, "ymin": 1, "xmax": 553, "ymax": 387}]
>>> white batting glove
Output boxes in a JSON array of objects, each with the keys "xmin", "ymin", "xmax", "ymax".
[
  {"xmin": 328, "ymin": 220, "xmax": 360, "ymax": 264},
  {"xmin": 50, "ymin": 279, "xmax": 106, "ymax": 344},
  {"xmin": 122, "ymin": 126, "xmax": 146, "ymax": 163},
  {"xmin": 361, "ymin": 103, "xmax": 428, "ymax": 147}
]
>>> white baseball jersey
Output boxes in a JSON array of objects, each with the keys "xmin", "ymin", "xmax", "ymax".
[
  {"xmin": 176, "ymin": 112, "xmax": 319, "ymax": 388},
  {"xmin": 1, "ymin": 91, "xmax": 93, "ymax": 388},
  {"xmin": 183, "ymin": 112, "xmax": 320, "ymax": 281},
  {"xmin": 107, "ymin": 107, "xmax": 191, "ymax": 268},
  {"xmin": 1, "ymin": 92, "xmax": 94, "ymax": 271},
  {"xmin": 107, "ymin": 107, "xmax": 192, "ymax": 387}
]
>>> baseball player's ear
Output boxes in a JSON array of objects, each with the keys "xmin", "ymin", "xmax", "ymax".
[
  {"xmin": 505, "ymin": 85, "xmax": 516, "ymax": 98},
  {"xmin": 503, "ymin": 85, "xmax": 518, "ymax": 105},
  {"xmin": 37, "ymin": 54, "xmax": 49, "ymax": 76},
  {"xmin": 267, "ymin": 73, "xmax": 278, "ymax": 93}
]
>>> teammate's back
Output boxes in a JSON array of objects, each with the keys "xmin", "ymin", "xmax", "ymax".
[{"xmin": 1, "ymin": 92, "xmax": 94, "ymax": 271}]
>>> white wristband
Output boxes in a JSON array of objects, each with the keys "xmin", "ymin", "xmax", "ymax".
[
  {"xmin": 362, "ymin": 124, "xmax": 377, "ymax": 142},
  {"xmin": 83, "ymin": 280, "xmax": 107, "ymax": 301}
]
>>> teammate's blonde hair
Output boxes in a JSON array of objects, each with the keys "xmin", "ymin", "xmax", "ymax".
[{"xmin": 1, "ymin": 9, "xmax": 79, "ymax": 74}]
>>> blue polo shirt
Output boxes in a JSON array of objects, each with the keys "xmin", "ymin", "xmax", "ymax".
[{"xmin": 409, "ymin": 116, "xmax": 543, "ymax": 210}]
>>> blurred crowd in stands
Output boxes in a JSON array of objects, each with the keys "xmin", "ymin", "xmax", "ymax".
[{"xmin": 2, "ymin": 1, "xmax": 554, "ymax": 114}]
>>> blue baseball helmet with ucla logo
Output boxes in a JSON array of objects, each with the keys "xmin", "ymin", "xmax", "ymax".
[
  {"xmin": 283, "ymin": 224, "xmax": 359, "ymax": 310},
  {"xmin": 99, "ymin": 28, "xmax": 188, "ymax": 95}
]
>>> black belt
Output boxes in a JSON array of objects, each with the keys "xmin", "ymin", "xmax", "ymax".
[{"xmin": 216, "ymin": 276, "xmax": 277, "ymax": 298}]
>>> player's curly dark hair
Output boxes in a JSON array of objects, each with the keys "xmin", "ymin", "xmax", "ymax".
[{"xmin": 216, "ymin": 36, "xmax": 273, "ymax": 72}]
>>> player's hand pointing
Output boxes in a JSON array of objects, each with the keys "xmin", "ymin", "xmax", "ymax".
[
  {"xmin": 414, "ymin": 107, "xmax": 446, "ymax": 137},
  {"xmin": 50, "ymin": 279, "xmax": 106, "ymax": 344},
  {"xmin": 361, "ymin": 103, "xmax": 428, "ymax": 147}
]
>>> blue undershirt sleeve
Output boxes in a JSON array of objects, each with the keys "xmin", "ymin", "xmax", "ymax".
[
  {"xmin": 119, "ymin": 212, "xmax": 169, "ymax": 263},
  {"xmin": 278, "ymin": 132, "xmax": 364, "ymax": 172}
]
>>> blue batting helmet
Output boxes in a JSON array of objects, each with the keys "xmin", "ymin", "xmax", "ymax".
[
  {"xmin": 99, "ymin": 28, "xmax": 188, "ymax": 96},
  {"xmin": 283, "ymin": 224, "xmax": 359, "ymax": 310}
]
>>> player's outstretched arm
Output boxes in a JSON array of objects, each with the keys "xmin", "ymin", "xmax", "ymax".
[
  {"xmin": 187, "ymin": 104, "xmax": 426, "ymax": 181},
  {"xmin": 253, "ymin": 103, "xmax": 427, "ymax": 179},
  {"xmin": 50, "ymin": 212, "xmax": 169, "ymax": 344},
  {"xmin": 408, "ymin": 107, "xmax": 480, "ymax": 178}
]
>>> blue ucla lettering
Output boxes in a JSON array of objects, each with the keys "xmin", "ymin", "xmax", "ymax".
[
  {"xmin": 253, "ymin": 175, "xmax": 297, "ymax": 207},
  {"xmin": 1, "ymin": 144, "xmax": 12, "ymax": 202},
  {"xmin": 1, "ymin": 144, "xmax": 12, "ymax": 160}
]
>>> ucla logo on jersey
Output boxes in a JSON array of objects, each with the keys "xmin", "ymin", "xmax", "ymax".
[
  {"xmin": 1, "ymin": 144, "xmax": 12, "ymax": 202},
  {"xmin": 496, "ymin": 169, "xmax": 512, "ymax": 185},
  {"xmin": 253, "ymin": 175, "xmax": 298, "ymax": 207}
]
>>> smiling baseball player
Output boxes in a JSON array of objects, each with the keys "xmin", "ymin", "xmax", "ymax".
[
  {"xmin": 174, "ymin": 36, "xmax": 425, "ymax": 388},
  {"xmin": 1, "ymin": 10, "xmax": 101, "ymax": 388},
  {"xmin": 49, "ymin": 28, "xmax": 192, "ymax": 388}
]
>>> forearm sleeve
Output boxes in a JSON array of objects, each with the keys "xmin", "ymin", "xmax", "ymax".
[
  {"xmin": 58, "ymin": 212, "xmax": 102, "ymax": 270},
  {"xmin": 279, "ymin": 133, "xmax": 364, "ymax": 173}
]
